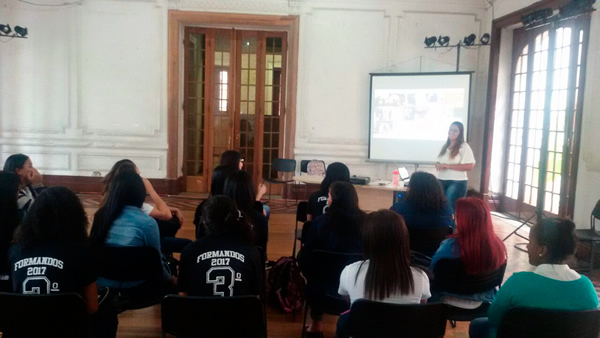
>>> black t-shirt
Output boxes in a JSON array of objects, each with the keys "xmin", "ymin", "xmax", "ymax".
[
  {"xmin": 178, "ymin": 234, "xmax": 263, "ymax": 297},
  {"xmin": 308, "ymin": 191, "xmax": 328, "ymax": 219},
  {"xmin": 9, "ymin": 243, "xmax": 96, "ymax": 295}
]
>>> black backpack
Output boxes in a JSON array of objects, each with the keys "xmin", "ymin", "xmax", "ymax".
[{"xmin": 267, "ymin": 257, "xmax": 306, "ymax": 312}]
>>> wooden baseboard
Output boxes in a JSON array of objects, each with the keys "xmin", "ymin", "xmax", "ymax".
[{"xmin": 43, "ymin": 175, "xmax": 183, "ymax": 196}]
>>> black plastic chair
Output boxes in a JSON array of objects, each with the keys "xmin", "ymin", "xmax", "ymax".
[
  {"xmin": 302, "ymin": 250, "xmax": 362, "ymax": 338},
  {"xmin": 264, "ymin": 158, "xmax": 297, "ymax": 206},
  {"xmin": 408, "ymin": 226, "xmax": 453, "ymax": 258},
  {"xmin": 432, "ymin": 258, "xmax": 506, "ymax": 326},
  {"xmin": 161, "ymin": 295, "xmax": 266, "ymax": 338},
  {"xmin": 95, "ymin": 245, "xmax": 165, "ymax": 310},
  {"xmin": 340, "ymin": 299, "xmax": 447, "ymax": 338},
  {"xmin": 575, "ymin": 199, "xmax": 600, "ymax": 272},
  {"xmin": 497, "ymin": 307, "xmax": 600, "ymax": 338},
  {"xmin": 0, "ymin": 292, "xmax": 88, "ymax": 337},
  {"xmin": 293, "ymin": 201, "xmax": 309, "ymax": 258}
]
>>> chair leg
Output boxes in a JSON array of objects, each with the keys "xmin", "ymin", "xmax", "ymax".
[
  {"xmin": 591, "ymin": 241, "xmax": 595, "ymax": 273},
  {"xmin": 302, "ymin": 301, "xmax": 309, "ymax": 338}
]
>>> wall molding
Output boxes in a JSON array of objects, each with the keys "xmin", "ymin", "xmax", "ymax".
[{"xmin": 43, "ymin": 174, "xmax": 182, "ymax": 195}]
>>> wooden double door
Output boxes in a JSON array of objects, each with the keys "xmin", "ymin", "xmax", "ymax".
[{"xmin": 183, "ymin": 28, "xmax": 287, "ymax": 193}]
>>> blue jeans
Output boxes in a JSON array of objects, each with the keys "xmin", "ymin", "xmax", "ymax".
[
  {"xmin": 336, "ymin": 312, "xmax": 351, "ymax": 338},
  {"xmin": 263, "ymin": 204, "xmax": 271, "ymax": 220},
  {"xmin": 439, "ymin": 179, "xmax": 468, "ymax": 213},
  {"xmin": 469, "ymin": 317, "xmax": 494, "ymax": 338}
]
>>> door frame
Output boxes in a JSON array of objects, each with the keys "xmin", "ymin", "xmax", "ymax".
[{"xmin": 167, "ymin": 11, "xmax": 299, "ymax": 185}]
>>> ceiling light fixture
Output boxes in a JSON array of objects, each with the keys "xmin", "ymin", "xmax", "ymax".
[
  {"xmin": 463, "ymin": 34, "xmax": 476, "ymax": 46},
  {"xmin": 480, "ymin": 33, "xmax": 490, "ymax": 45}
]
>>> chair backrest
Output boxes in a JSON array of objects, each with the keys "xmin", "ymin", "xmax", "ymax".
[
  {"xmin": 162, "ymin": 295, "xmax": 265, "ymax": 338},
  {"xmin": 497, "ymin": 307, "xmax": 600, "ymax": 338},
  {"xmin": 432, "ymin": 258, "xmax": 506, "ymax": 295},
  {"xmin": 272, "ymin": 158, "xmax": 296, "ymax": 173},
  {"xmin": 95, "ymin": 245, "xmax": 164, "ymax": 283},
  {"xmin": 311, "ymin": 250, "xmax": 362, "ymax": 291},
  {"xmin": 296, "ymin": 201, "xmax": 308, "ymax": 223},
  {"xmin": 0, "ymin": 292, "xmax": 88, "ymax": 337},
  {"xmin": 306, "ymin": 160, "xmax": 326, "ymax": 176},
  {"xmin": 345, "ymin": 299, "xmax": 447, "ymax": 338},
  {"xmin": 300, "ymin": 160, "xmax": 310, "ymax": 174},
  {"xmin": 592, "ymin": 199, "xmax": 600, "ymax": 231},
  {"xmin": 407, "ymin": 226, "xmax": 453, "ymax": 257}
]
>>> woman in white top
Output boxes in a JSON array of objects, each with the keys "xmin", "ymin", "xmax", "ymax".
[
  {"xmin": 337, "ymin": 210, "xmax": 430, "ymax": 337},
  {"xmin": 435, "ymin": 121, "xmax": 475, "ymax": 213}
]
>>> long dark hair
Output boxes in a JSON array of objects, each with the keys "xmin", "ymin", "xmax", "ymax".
[
  {"xmin": 323, "ymin": 181, "xmax": 365, "ymax": 240},
  {"xmin": 13, "ymin": 187, "xmax": 89, "ymax": 248},
  {"xmin": 531, "ymin": 218, "xmax": 578, "ymax": 264},
  {"xmin": 201, "ymin": 196, "xmax": 253, "ymax": 243},
  {"xmin": 0, "ymin": 172, "xmax": 21, "ymax": 270},
  {"xmin": 359, "ymin": 210, "xmax": 415, "ymax": 300},
  {"xmin": 3, "ymin": 154, "xmax": 29, "ymax": 174},
  {"xmin": 220, "ymin": 150, "xmax": 242, "ymax": 171},
  {"xmin": 438, "ymin": 121, "xmax": 465, "ymax": 159},
  {"xmin": 211, "ymin": 165, "xmax": 235, "ymax": 196},
  {"xmin": 101, "ymin": 159, "xmax": 137, "ymax": 200},
  {"xmin": 223, "ymin": 170, "xmax": 256, "ymax": 213},
  {"xmin": 406, "ymin": 171, "xmax": 447, "ymax": 212},
  {"xmin": 91, "ymin": 171, "xmax": 146, "ymax": 247},
  {"xmin": 320, "ymin": 162, "xmax": 350, "ymax": 194}
]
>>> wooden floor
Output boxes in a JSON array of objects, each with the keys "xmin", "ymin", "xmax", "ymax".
[{"xmin": 79, "ymin": 194, "xmax": 599, "ymax": 338}]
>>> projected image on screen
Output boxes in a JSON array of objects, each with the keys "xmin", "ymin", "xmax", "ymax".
[
  {"xmin": 372, "ymin": 88, "xmax": 465, "ymax": 140},
  {"xmin": 368, "ymin": 73, "xmax": 471, "ymax": 163}
]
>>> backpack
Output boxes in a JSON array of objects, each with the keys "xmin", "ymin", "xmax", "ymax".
[
  {"xmin": 267, "ymin": 257, "xmax": 306, "ymax": 313},
  {"xmin": 307, "ymin": 160, "xmax": 326, "ymax": 176}
]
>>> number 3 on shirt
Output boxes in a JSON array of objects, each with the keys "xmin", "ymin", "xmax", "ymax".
[
  {"xmin": 206, "ymin": 267, "xmax": 242, "ymax": 297},
  {"xmin": 22, "ymin": 276, "xmax": 59, "ymax": 294}
]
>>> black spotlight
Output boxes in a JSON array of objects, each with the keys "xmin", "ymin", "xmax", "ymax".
[
  {"xmin": 438, "ymin": 36, "xmax": 450, "ymax": 47},
  {"xmin": 14, "ymin": 26, "xmax": 28, "ymax": 38},
  {"xmin": 480, "ymin": 33, "xmax": 490, "ymax": 45},
  {"xmin": 463, "ymin": 34, "xmax": 476, "ymax": 46},
  {"xmin": 0, "ymin": 24, "xmax": 11, "ymax": 35},
  {"xmin": 424, "ymin": 36, "xmax": 437, "ymax": 47}
]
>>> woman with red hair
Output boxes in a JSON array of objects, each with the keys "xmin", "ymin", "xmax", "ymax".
[{"xmin": 429, "ymin": 197, "xmax": 507, "ymax": 308}]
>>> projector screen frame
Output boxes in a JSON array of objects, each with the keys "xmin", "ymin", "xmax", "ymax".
[{"xmin": 367, "ymin": 71, "xmax": 474, "ymax": 164}]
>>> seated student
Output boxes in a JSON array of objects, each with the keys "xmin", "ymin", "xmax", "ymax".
[
  {"xmin": 429, "ymin": 197, "xmax": 507, "ymax": 309},
  {"xmin": 91, "ymin": 171, "xmax": 172, "ymax": 303},
  {"xmin": 193, "ymin": 165, "xmax": 235, "ymax": 239},
  {"xmin": 337, "ymin": 210, "xmax": 431, "ymax": 337},
  {"xmin": 469, "ymin": 218, "xmax": 600, "ymax": 338},
  {"xmin": 178, "ymin": 196, "xmax": 263, "ymax": 297},
  {"xmin": 219, "ymin": 150, "xmax": 269, "ymax": 218},
  {"xmin": 299, "ymin": 181, "xmax": 365, "ymax": 335},
  {"xmin": 223, "ymin": 171, "xmax": 269, "ymax": 255},
  {"xmin": 0, "ymin": 172, "xmax": 23, "ymax": 291},
  {"xmin": 102, "ymin": 159, "xmax": 184, "ymax": 238},
  {"xmin": 9, "ymin": 187, "xmax": 98, "ymax": 315},
  {"xmin": 390, "ymin": 171, "xmax": 453, "ymax": 229},
  {"xmin": 3, "ymin": 154, "xmax": 44, "ymax": 213},
  {"xmin": 307, "ymin": 162, "xmax": 350, "ymax": 221}
]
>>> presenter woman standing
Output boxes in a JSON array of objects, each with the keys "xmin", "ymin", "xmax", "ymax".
[{"xmin": 435, "ymin": 122, "xmax": 475, "ymax": 213}]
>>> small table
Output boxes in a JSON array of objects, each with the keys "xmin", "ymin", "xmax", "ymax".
[{"xmin": 293, "ymin": 175, "xmax": 407, "ymax": 211}]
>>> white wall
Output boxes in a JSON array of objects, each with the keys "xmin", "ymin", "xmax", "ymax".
[
  {"xmin": 490, "ymin": 0, "xmax": 600, "ymax": 228},
  {"xmin": 0, "ymin": 0, "xmax": 169, "ymax": 178},
  {"xmin": 1, "ymin": 0, "xmax": 490, "ymax": 184}
]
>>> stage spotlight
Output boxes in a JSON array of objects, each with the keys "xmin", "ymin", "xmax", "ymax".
[
  {"xmin": 480, "ymin": 33, "xmax": 490, "ymax": 45},
  {"xmin": 0, "ymin": 24, "xmax": 11, "ymax": 35},
  {"xmin": 424, "ymin": 36, "xmax": 437, "ymax": 47},
  {"xmin": 14, "ymin": 26, "xmax": 28, "ymax": 38},
  {"xmin": 438, "ymin": 36, "xmax": 450, "ymax": 47},
  {"xmin": 463, "ymin": 34, "xmax": 476, "ymax": 46}
]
